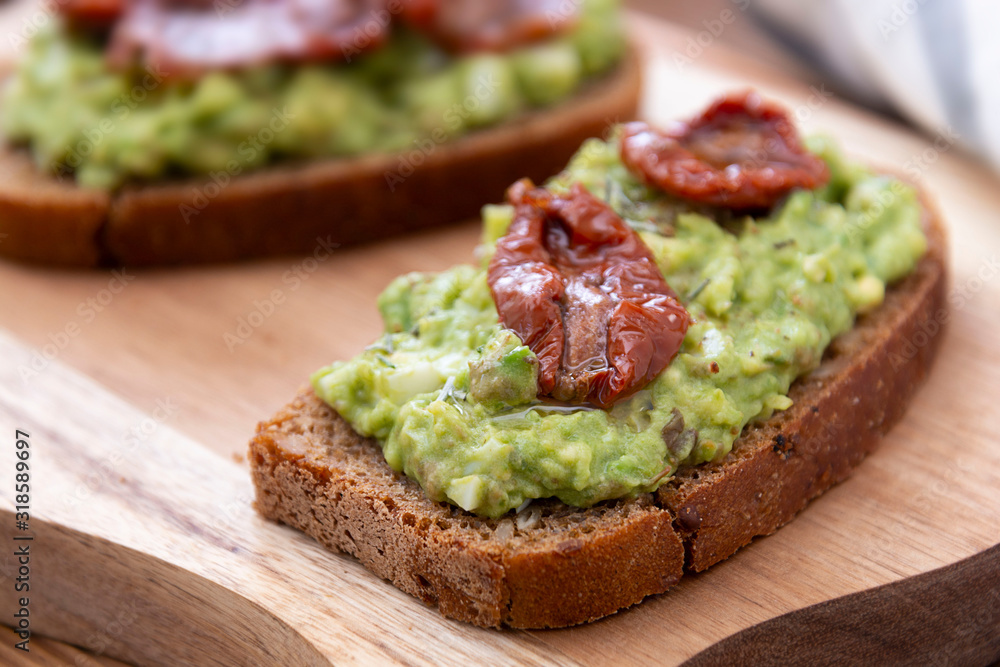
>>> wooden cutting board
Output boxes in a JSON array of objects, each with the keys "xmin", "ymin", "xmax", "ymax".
[{"xmin": 1, "ymin": 15, "xmax": 999, "ymax": 666}]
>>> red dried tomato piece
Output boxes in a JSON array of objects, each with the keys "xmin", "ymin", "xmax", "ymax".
[
  {"xmin": 400, "ymin": 0, "xmax": 578, "ymax": 53},
  {"xmin": 105, "ymin": 0, "xmax": 390, "ymax": 76},
  {"xmin": 488, "ymin": 180, "xmax": 690, "ymax": 408},
  {"xmin": 59, "ymin": 0, "xmax": 126, "ymax": 26},
  {"xmin": 620, "ymin": 91, "xmax": 830, "ymax": 209}
]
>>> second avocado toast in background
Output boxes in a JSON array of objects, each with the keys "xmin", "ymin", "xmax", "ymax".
[{"xmin": 0, "ymin": 0, "xmax": 639, "ymax": 266}]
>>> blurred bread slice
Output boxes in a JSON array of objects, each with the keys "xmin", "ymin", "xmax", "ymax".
[{"xmin": 0, "ymin": 47, "xmax": 642, "ymax": 266}]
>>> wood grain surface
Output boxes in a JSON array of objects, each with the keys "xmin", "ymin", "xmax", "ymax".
[{"xmin": 0, "ymin": 12, "xmax": 998, "ymax": 667}]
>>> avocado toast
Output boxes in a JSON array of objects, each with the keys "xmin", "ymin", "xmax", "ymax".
[
  {"xmin": 249, "ymin": 93, "xmax": 947, "ymax": 627},
  {"xmin": 0, "ymin": 0, "xmax": 639, "ymax": 266}
]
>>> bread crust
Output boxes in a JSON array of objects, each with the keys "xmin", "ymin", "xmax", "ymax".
[
  {"xmin": 250, "ymin": 390, "xmax": 684, "ymax": 629},
  {"xmin": 657, "ymin": 199, "xmax": 948, "ymax": 571},
  {"xmin": 0, "ymin": 149, "xmax": 110, "ymax": 266},
  {"xmin": 249, "ymin": 195, "xmax": 947, "ymax": 628},
  {"xmin": 0, "ymin": 48, "xmax": 641, "ymax": 267}
]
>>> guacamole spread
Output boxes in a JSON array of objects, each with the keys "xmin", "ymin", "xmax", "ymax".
[
  {"xmin": 311, "ymin": 134, "xmax": 927, "ymax": 518},
  {"xmin": 0, "ymin": 0, "xmax": 624, "ymax": 188}
]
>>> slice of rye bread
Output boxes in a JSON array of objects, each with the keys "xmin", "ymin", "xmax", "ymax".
[
  {"xmin": 0, "ymin": 48, "xmax": 641, "ymax": 268},
  {"xmin": 249, "ymin": 198, "xmax": 947, "ymax": 629}
]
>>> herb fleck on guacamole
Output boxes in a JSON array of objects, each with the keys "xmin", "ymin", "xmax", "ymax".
[{"xmin": 311, "ymin": 133, "xmax": 927, "ymax": 517}]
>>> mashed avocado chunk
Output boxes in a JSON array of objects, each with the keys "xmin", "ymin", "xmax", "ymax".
[
  {"xmin": 0, "ymin": 0, "xmax": 624, "ymax": 189},
  {"xmin": 311, "ymin": 134, "xmax": 927, "ymax": 518}
]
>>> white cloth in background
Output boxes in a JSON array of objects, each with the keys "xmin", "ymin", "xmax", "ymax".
[{"xmin": 751, "ymin": 0, "xmax": 1000, "ymax": 171}]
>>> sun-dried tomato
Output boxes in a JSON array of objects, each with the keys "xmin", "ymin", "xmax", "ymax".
[
  {"xmin": 620, "ymin": 91, "xmax": 830, "ymax": 210},
  {"xmin": 400, "ymin": 0, "xmax": 578, "ymax": 53},
  {"xmin": 103, "ymin": 0, "xmax": 390, "ymax": 76},
  {"xmin": 59, "ymin": 0, "xmax": 125, "ymax": 26},
  {"xmin": 488, "ymin": 179, "xmax": 690, "ymax": 408}
]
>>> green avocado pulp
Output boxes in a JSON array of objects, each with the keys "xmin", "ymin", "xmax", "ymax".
[
  {"xmin": 311, "ymin": 134, "xmax": 928, "ymax": 518},
  {"xmin": 0, "ymin": 0, "xmax": 624, "ymax": 189}
]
